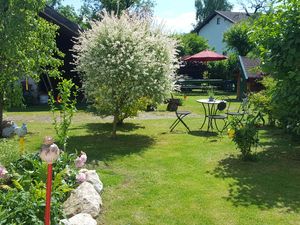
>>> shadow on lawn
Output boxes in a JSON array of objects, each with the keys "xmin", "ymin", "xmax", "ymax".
[
  {"xmin": 68, "ymin": 122, "xmax": 153, "ymax": 161},
  {"xmin": 212, "ymin": 127, "xmax": 300, "ymax": 212},
  {"xmin": 189, "ymin": 130, "xmax": 219, "ymax": 137}
]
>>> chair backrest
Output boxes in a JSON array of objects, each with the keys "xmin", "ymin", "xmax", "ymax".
[
  {"xmin": 240, "ymin": 97, "xmax": 249, "ymax": 112},
  {"xmin": 217, "ymin": 101, "xmax": 227, "ymax": 111},
  {"xmin": 167, "ymin": 99, "xmax": 179, "ymax": 112},
  {"xmin": 226, "ymin": 98, "xmax": 248, "ymax": 113}
]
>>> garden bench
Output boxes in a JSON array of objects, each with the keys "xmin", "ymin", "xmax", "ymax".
[{"xmin": 176, "ymin": 79, "xmax": 223, "ymax": 92}]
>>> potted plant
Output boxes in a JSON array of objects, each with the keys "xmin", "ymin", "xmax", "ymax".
[{"xmin": 207, "ymin": 88, "xmax": 215, "ymax": 101}]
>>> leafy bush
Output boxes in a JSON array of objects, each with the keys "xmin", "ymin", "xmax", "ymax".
[
  {"xmin": 0, "ymin": 139, "xmax": 19, "ymax": 166},
  {"xmin": 207, "ymin": 54, "xmax": 239, "ymax": 80},
  {"xmin": 250, "ymin": 0, "xmax": 300, "ymax": 135},
  {"xmin": 228, "ymin": 114, "xmax": 260, "ymax": 160},
  {"xmin": 0, "ymin": 151, "xmax": 78, "ymax": 224},
  {"xmin": 249, "ymin": 76, "xmax": 276, "ymax": 125}
]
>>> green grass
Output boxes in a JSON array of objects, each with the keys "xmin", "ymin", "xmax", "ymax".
[{"xmin": 2, "ymin": 92, "xmax": 300, "ymax": 225}]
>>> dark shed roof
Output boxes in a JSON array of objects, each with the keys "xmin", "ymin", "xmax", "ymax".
[
  {"xmin": 193, "ymin": 10, "xmax": 250, "ymax": 33},
  {"xmin": 39, "ymin": 6, "xmax": 82, "ymax": 37},
  {"xmin": 239, "ymin": 56, "xmax": 262, "ymax": 79}
]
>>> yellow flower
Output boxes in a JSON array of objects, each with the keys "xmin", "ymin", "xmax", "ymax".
[{"xmin": 227, "ymin": 129, "xmax": 235, "ymax": 139}]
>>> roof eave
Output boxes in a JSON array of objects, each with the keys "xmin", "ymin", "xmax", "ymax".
[
  {"xmin": 40, "ymin": 6, "xmax": 81, "ymax": 37},
  {"xmin": 193, "ymin": 10, "xmax": 235, "ymax": 33},
  {"xmin": 239, "ymin": 55, "xmax": 248, "ymax": 80}
]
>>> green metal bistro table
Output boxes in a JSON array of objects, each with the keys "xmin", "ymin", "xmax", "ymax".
[{"xmin": 197, "ymin": 99, "xmax": 225, "ymax": 132}]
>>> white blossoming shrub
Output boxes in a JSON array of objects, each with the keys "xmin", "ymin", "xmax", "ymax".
[{"xmin": 73, "ymin": 12, "xmax": 178, "ymax": 136}]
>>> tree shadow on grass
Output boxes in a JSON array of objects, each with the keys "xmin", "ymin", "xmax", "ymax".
[
  {"xmin": 68, "ymin": 122, "xmax": 153, "ymax": 161},
  {"xmin": 211, "ymin": 127, "xmax": 300, "ymax": 212},
  {"xmin": 189, "ymin": 130, "xmax": 219, "ymax": 137},
  {"xmin": 86, "ymin": 122, "xmax": 145, "ymax": 135}
]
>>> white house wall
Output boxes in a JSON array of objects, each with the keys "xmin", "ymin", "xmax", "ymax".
[{"xmin": 198, "ymin": 15, "xmax": 233, "ymax": 54}]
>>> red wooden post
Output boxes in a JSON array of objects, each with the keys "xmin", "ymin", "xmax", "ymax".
[{"xmin": 45, "ymin": 163, "xmax": 53, "ymax": 225}]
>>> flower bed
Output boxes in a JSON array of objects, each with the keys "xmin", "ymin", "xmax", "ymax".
[{"xmin": 0, "ymin": 147, "xmax": 102, "ymax": 224}]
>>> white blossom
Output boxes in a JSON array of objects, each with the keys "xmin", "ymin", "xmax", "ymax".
[{"xmin": 73, "ymin": 12, "xmax": 178, "ymax": 124}]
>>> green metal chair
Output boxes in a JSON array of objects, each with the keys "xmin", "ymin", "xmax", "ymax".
[
  {"xmin": 226, "ymin": 97, "xmax": 249, "ymax": 118},
  {"xmin": 169, "ymin": 103, "xmax": 191, "ymax": 132},
  {"xmin": 208, "ymin": 101, "xmax": 228, "ymax": 132}
]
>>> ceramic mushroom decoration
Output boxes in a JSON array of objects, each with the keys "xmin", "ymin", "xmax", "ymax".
[{"xmin": 40, "ymin": 136, "xmax": 60, "ymax": 164}]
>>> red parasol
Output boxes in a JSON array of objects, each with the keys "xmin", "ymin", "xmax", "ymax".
[{"xmin": 185, "ymin": 50, "xmax": 227, "ymax": 62}]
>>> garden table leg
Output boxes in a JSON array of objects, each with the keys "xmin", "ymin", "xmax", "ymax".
[{"xmin": 200, "ymin": 102, "xmax": 207, "ymax": 130}]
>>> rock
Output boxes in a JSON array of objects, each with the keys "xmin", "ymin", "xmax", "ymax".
[
  {"xmin": 60, "ymin": 213, "xmax": 97, "ymax": 225},
  {"xmin": 80, "ymin": 169, "xmax": 103, "ymax": 194},
  {"xmin": 63, "ymin": 182, "xmax": 102, "ymax": 218}
]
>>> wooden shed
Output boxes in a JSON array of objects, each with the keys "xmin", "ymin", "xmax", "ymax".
[
  {"xmin": 237, "ymin": 56, "xmax": 263, "ymax": 99},
  {"xmin": 23, "ymin": 6, "xmax": 82, "ymax": 104}
]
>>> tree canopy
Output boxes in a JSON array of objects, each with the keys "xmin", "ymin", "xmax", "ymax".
[
  {"xmin": 73, "ymin": 12, "xmax": 178, "ymax": 137},
  {"xmin": 0, "ymin": 0, "xmax": 62, "ymax": 134},
  {"xmin": 250, "ymin": 0, "xmax": 300, "ymax": 135},
  {"xmin": 80, "ymin": 0, "xmax": 155, "ymax": 20},
  {"xmin": 173, "ymin": 33, "xmax": 209, "ymax": 57},
  {"xmin": 46, "ymin": 0, "xmax": 155, "ymax": 29},
  {"xmin": 237, "ymin": 0, "xmax": 276, "ymax": 14},
  {"xmin": 47, "ymin": 0, "xmax": 87, "ymax": 28},
  {"xmin": 195, "ymin": 0, "xmax": 233, "ymax": 22},
  {"xmin": 223, "ymin": 20, "xmax": 255, "ymax": 56}
]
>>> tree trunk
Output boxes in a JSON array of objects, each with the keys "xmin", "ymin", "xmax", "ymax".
[
  {"xmin": 0, "ymin": 92, "xmax": 3, "ymax": 138},
  {"xmin": 112, "ymin": 113, "xmax": 118, "ymax": 138},
  {"xmin": 236, "ymin": 72, "xmax": 241, "ymax": 100},
  {"xmin": 117, "ymin": 118, "xmax": 124, "ymax": 126}
]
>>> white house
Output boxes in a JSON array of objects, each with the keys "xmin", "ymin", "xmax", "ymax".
[{"xmin": 194, "ymin": 11, "xmax": 250, "ymax": 54}]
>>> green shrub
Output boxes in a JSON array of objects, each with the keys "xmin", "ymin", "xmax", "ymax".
[
  {"xmin": 0, "ymin": 151, "xmax": 78, "ymax": 224},
  {"xmin": 207, "ymin": 54, "xmax": 238, "ymax": 80},
  {"xmin": 249, "ymin": 76, "xmax": 276, "ymax": 126},
  {"xmin": 228, "ymin": 114, "xmax": 260, "ymax": 160},
  {"xmin": 250, "ymin": 0, "xmax": 300, "ymax": 135},
  {"xmin": 0, "ymin": 139, "xmax": 19, "ymax": 166}
]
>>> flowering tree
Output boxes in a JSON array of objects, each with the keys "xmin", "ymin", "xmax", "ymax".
[{"xmin": 73, "ymin": 13, "xmax": 178, "ymax": 136}]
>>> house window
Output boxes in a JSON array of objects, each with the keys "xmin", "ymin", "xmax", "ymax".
[{"xmin": 217, "ymin": 18, "xmax": 220, "ymax": 24}]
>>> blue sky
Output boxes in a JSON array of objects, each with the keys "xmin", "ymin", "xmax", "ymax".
[{"xmin": 62, "ymin": 0, "xmax": 243, "ymax": 33}]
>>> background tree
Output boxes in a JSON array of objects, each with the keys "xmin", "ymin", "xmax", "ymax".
[
  {"xmin": 47, "ymin": 0, "xmax": 155, "ymax": 28},
  {"xmin": 223, "ymin": 20, "xmax": 255, "ymax": 56},
  {"xmin": 207, "ymin": 54, "xmax": 239, "ymax": 80},
  {"xmin": 250, "ymin": 0, "xmax": 300, "ymax": 135},
  {"xmin": 0, "ymin": 0, "xmax": 62, "ymax": 136},
  {"xmin": 173, "ymin": 33, "xmax": 209, "ymax": 57},
  {"xmin": 195, "ymin": 0, "xmax": 233, "ymax": 22},
  {"xmin": 81, "ymin": 0, "xmax": 155, "ymax": 20},
  {"xmin": 73, "ymin": 12, "xmax": 178, "ymax": 137},
  {"xmin": 46, "ymin": 0, "xmax": 62, "ymax": 8},
  {"xmin": 237, "ymin": 0, "xmax": 276, "ymax": 15},
  {"xmin": 47, "ymin": 0, "xmax": 87, "ymax": 28}
]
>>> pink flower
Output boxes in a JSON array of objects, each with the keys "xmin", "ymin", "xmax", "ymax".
[
  {"xmin": 76, "ymin": 172, "xmax": 87, "ymax": 183},
  {"xmin": 75, "ymin": 151, "xmax": 87, "ymax": 168},
  {"xmin": 79, "ymin": 151, "xmax": 87, "ymax": 163},
  {"xmin": 75, "ymin": 158, "xmax": 85, "ymax": 168},
  {"xmin": 0, "ymin": 166, "xmax": 8, "ymax": 179}
]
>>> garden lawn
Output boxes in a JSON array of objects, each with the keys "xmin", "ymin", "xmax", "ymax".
[{"xmin": 2, "ymin": 93, "xmax": 300, "ymax": 225}]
